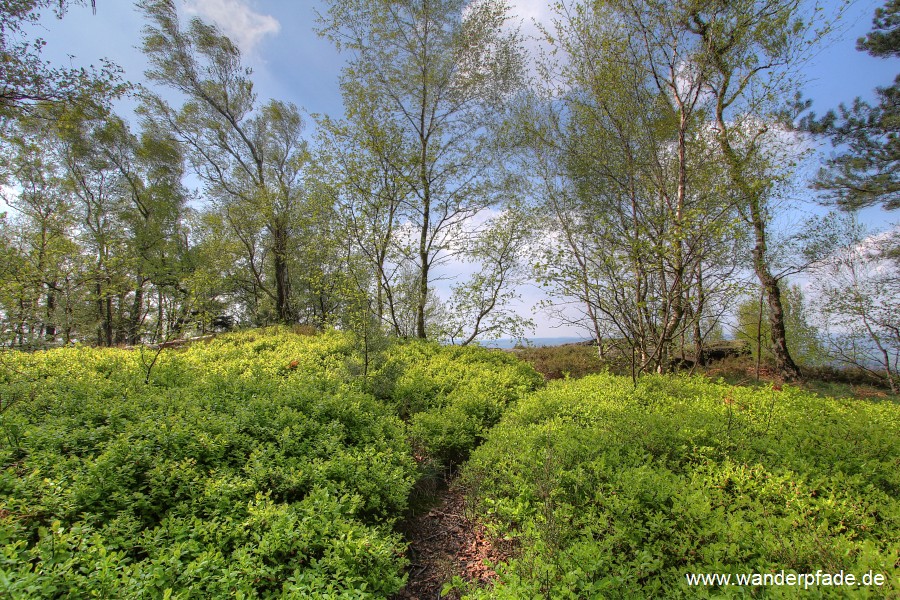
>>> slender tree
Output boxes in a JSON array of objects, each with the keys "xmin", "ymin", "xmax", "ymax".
[
  {"xmin": 526, "ymin": 0, "xmax": 745, "ymax": 373},
  {"xmin": 0, "ymin": 115, "xmax": 77, "ymax": 345},
  {"xmin": 678, "ymin": 0, "xmax": 828, "ymax": 380},
  {"xmin": 316, "ymin": 105, "xmax": 414, "ymax": 336},
  {"xmin": 318, "ymin": 0, "xmax": 525, "ymax": 338},
  {"xmin": 92, "ymin": 114, "xmax": 191, "ymax": 343},
  {"xmin": 443, "ymin": 205, "xmax": 535, "ymax": 345},
  {"xmin": 812, "ymin": 214, "xmax": 899, "ymax": 392}
]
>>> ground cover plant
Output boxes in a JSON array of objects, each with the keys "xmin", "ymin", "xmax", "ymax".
[
  {"xmin": 461, "ymin": 374, "xmax": 900, "ymax": 598},
  {"xmin": 512, "ymin": 340, "xmax": 897, "ymax": 404},
  {"xmin": 0, "ymin": 328, "xmax": 541, "ymax": 598},
  {"xmin": 378, "ymin": 342, "xmax": 543, "ymax": 470}
]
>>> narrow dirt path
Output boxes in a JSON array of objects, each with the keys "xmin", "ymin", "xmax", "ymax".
[{"xmin": 392, "ymin": 484, "xmax": 510, "ymax": 599}]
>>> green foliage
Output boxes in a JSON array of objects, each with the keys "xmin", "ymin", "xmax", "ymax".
[
  {"xmin": 443, "ymin": 207, "xmax": 537, "ymax": 345},
  {"xmin": 462, "ymin": 374, "xmax": 900, "ymax": 598},
  {"xmin": 0, "ymin": 329, "xmax": 416, "ymax": 597},
  {"xmin": 318, "ymin": 0, "xmax": 526, "ymax": 339},
  {"xmin": 377, "ymin": 341, "xmax": 544, "ymax": 468},
  {"xmin": 806, "ymin": 0, "xmax": 900, "ymax": 210},
  {"xmin": 810, "ymin": 217, "xmax": 900, "ymax": 393},
  {"xmin": 0, "ymin": 1, "xmax": 121, "ymax": 120},
  {"xmin": 0, "ymin": 328, "xmax": 543, "ymax": 596},
  {"xmin": 140, "ymin": 0, "xmax": 331, "ymax": 326}
]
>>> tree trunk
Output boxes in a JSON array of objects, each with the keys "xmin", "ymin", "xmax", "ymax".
[
  {"xmin": 416, "ymin": 151, "xmax": 430, "ymax": 340},
  {"xmin": 273, "ymin": 250, "xmax": 291, "ymax": 323},
  {"xmin": 658, "ymin": 107, "xmax": 690, "ymax": 371},
  {"xmin": 105, "ymin": 289, "xmax": 114, "ymax": 347},
  {"xmin": 750, "ymin": 208, "xmax": 801, "ymax": 381},
  {"xmin": 63, "ymin": 276, "xmax": 74, "ymax": 344},
  {"xmin": 692, "ymin": 263, "xmax": 707, "ymax": 366},
  {"xmin": 272, "ymin": 222, "xmax": 292, "ymax": 323},
  {"xmin": 129, "ymin": 278, "xmax": 145, "ymax": 345},
  {"xmin": 714, "ymin": 108, "xmax": 801, "ymax": 382},
  {"xmin": 416, "ymin": 62, "xmax": 431, "ymax": 340},
  {"xmin": 96, "ymin": 281, "xmax": 105, "ymax": 346},
  {"xmin": 115, "ymin": 291, "xmax": 128, "ymax": 345},
  {"xmin": 45, "ymin": 284, "xmax": 57, "ymax": 343}
]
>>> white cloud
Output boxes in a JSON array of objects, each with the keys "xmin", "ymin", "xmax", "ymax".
[
  {"xmin": 183, "ymin": 0, "xmax": 280, "ymax": 55},
  {"xmin": 508, "ymin": 0, "xmax": 554, "ymax": 30},
  {"xmin": 507, "ymin": 0, "xmax": 554, "ymax": 50}
]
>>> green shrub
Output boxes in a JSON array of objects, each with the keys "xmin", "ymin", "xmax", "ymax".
[
  {"xmin": 379, "ymin": 342, "xmax": 543, "ymax": 468},
  {"xmin": 462, "ymin": 374, "xmax": 900, "ymax": 598},
  {"xmin": 0, "ymin": 329, "xmax": 415, "ymax": 598},
  {"xmin": 0, "ymin": 329, "xmax": 546, "ymax": 597}
]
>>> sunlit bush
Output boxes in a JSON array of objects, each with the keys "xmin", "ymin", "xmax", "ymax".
[
  {"xmin": 462, "ymin": 374, "xmax": 900, "ymax": 598},
  {"xmin": 0, "ymin": 329, "xmax": 413, "ymax": 598},
  {"xmin": 379, "ymin": 342, "xmax": 543, "ymax": 468},
  {"xmin": 0, "ymin": 328, "xmax": 544, "ymax": 597}
]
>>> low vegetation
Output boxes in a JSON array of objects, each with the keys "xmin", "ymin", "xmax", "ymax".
[
  {"xmin": 510, "ymin": 344, "xmax": 609, "ymax": 381},
  {"xmin": 377, "ymin": 342, "xmax": 542, "ymax": 470},
  {"xmin": 0, "ymin": 329, "xmax": 541, "ymax": 598},
  {"xmin": 1, "ymin": 0, "xmax": 898, "ymax": 595},
  {"xmin": 2, "ymin": 330, "xmax": 897, "ymax": 597},
  {"xmin": 514, "ymin": 341, "xmax": 897, "ymax": 403},
  {"xmin": 460, "ymin": 374, "xmax": 900, "ymax": 598}
]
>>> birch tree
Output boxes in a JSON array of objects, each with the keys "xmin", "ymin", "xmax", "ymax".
[
  {"xmin": 318, "ymin": 0, "xmax": 525, "ymax": 339},
  {"xmin": 678, "ymin": 0, "xmax": 825, "ymax": 380},
  {"xmin": 813, "ymin": 215, "xmax": 900, "ymax": 393},
  {"xmin": 526, "ymin": 0, "xmax": 745, "ymax": 372}
]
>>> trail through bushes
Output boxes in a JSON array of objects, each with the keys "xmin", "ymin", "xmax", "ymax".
[
  {"xmin": 0, "ymin": 329, "xmax": 541, "ymax": 598},
  {"xmin": 2, "ymin": 330, "xmax": 897, "ymax": 597}
]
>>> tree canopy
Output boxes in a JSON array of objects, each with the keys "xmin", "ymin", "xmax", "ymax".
[
  {"xmin": 0, "ymin": 0, "xmax": 115, "ymax": 120},
  {"xmin": 0, "ymin": 0, "xmax": 894, "ymax": 386}
]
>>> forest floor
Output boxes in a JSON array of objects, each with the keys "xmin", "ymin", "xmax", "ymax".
[{"xmin": 392, "ymin": 483, "xmax": 512, "ymax": 599}]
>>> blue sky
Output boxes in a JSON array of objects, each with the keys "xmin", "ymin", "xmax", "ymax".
[
  {"xmin": 31, "ymin": 0, "xmax": 899, "ymax": 338},
  {"xmin": 37, "ymin": 0, "xmax": 893, "ymax": 130}
]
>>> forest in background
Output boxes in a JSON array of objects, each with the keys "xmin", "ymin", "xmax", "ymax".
[{"xmin": 1, "ymin": 0, "xmax": 899, "ymax": 390}]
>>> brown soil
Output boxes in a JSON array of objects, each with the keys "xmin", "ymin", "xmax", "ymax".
[{"xmin": 392, "ymin": 485, "xmax": 511, "ymax": 599}]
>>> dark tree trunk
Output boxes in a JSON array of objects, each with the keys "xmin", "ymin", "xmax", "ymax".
[
  {"xmin": 416, "ymin": 175, "xmax": 430, "ymax": 339},
  {"xmin": 750, "ymin": 203, "xmax": 801, "ymax": 381},
  {"xmin": 714, "ymin": 106, "xmax": 801, "ymax": 382},
  {"xmin": 115, "ymin": 291, "xmax": 128, "ymax": 345},
  {"xmin": 273, "ymin": 225, "xmax": 292, "ymax": 323},
  {"xmin": 416, "ymin": 83, "xmax": 430, "ymax": 340},
  {"xmin": 45, "ymin": 285, "xmax": 57, "ymax": 342},
  {"xmin": 96, "ymin": 282, "xmax": 105, "ymax": 346},
  {"xmin": 105, "ymin": 291, "xmax": 114, "ymax": 347}
]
